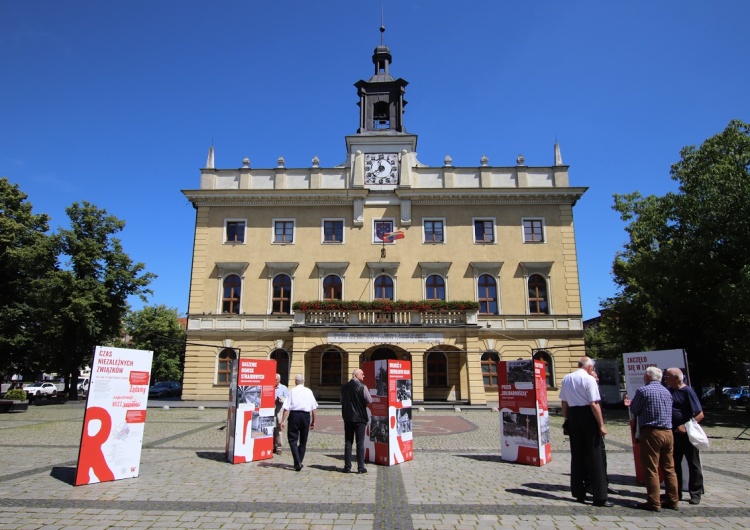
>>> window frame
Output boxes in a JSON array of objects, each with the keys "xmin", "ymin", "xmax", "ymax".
[
  {"xmin": 271, "ymin": 273, "xmax": 293, "ymax": 314},
  {"xmin": 477, "ymin": 274, "xmax": 498, "ymax": 315},
  {"xmin": 224, "ymin": 219, "xmax": 247, "ymax": 244},
  {"xmin": 425, "ymin": 274, "xmax": 446, "ymax": 301},
  {"xmin": 533, "ymin": 350, "xmax": 555, "ymax": 389},
  {"xmin": 322, "ymin": 274, "xmax": 343, "ymax": 301},
  {"xmin": 528, "ymin": 273, "xmax": 549, "ymax": 315},
  {"xmin": 522, "ymin": 217, "xmax": 546, "ymax": 244},
  {"xmin": 472, "ymin": 217, "xmax": 496, "ymax": 244},
  {"xmin": 322, "ymin": 218, "xmax": 345, "ymax": 244},
  {"xmin": 216, "ymin": 348, "xmax": 237, "ymax": 386},
  {"xmin": 272, "ymin": 218, "xmax": 296, "ymax": 244},
  {"xmin": 374, "ymin": 274, "xmax": 395, "ymax": 301},
  {"xmin": 481, "ymin": 351, "xmax": 501, "ymax": 389},
  {"xmin": 221, "ymin": 274, "xmax": 242, "ymax": 314},
  {"xmin": 422, "ymin": 218, "xmax": 446, "ymax": 244}
]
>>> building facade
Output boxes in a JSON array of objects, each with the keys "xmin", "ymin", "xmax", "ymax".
[{"xmin": 181, "ymin": 38, "xmax": 587, "ymax": 405}]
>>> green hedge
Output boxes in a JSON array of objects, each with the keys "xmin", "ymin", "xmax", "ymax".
[
  {"xmin": 3, "ymin": 388, "xmax": 27, "ymax": 400},
  {"xmin": 292, "ymin": 300, "xmax": 479, "ymax": 311}
]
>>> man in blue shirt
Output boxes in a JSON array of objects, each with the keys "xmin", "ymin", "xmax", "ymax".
[
  {"xmin": 627, "ymin": 366, "xmax": 679, "ymax": 512},
  {"xmin": 666, "ymin": 367, "xmax": 704, "ymax": 504}
]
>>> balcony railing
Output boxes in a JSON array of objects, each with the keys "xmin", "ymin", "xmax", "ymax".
[{"xmin": 295, "ymin": 309, "xmax": 472, "ymax": 326}]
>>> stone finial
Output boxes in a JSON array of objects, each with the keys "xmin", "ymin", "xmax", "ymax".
[
  {"xmin": 480, "ymin": 154, "xmax": 489, "ymax": 166},
  {"xmin": 242, "ymin": 157, "xmax": 250, "ymax": 168},
  {"xmin": 554, "ymin": 142, "xmax": 563, "ymax": 166},
  {"xmin": 516, "ymin": 154, "xmax": 525, "ymax": 166},
  {"xmin": 206, "ymin": 146, "xmax": 215, "ymax": 169},
  {"xmin": 444, "ymin": 154, "xmax": 453, "ymax": 167},
  {"xmin": 277, "ymin": 156, "xmax": 285, "ymax": 168},
  {"xmin": 312, "ymin": 156, "xmax": 320, "ymax": 168}
]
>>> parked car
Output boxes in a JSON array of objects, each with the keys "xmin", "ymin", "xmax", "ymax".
[
  {"xmin": 148, "ymin": 381, "xmax": 182, "ymax": 398},
  {"xmin": 724, "ymin": 386, "xmax": 750, "ymax": 405},
  {"xmin": 23, "ymin": 382, "xmax": 58, "ymax": 397}
]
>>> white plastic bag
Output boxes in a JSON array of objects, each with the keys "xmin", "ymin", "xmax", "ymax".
[{"xmin": 685, "ymin": 418, "xmax": 709, "ymax": 450}]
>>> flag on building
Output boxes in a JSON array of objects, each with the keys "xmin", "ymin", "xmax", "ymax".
[{"xmin": 383, "ymin": 230, "xmax": 405, "ymax": 242}]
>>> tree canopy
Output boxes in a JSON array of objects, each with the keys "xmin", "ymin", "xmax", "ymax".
[
  {"xmin": 123, "ymin": 305, "xmax": 185, "ymax": 382},
  {"xmin": 600, "ymin": 119, "xmax": 750, "ymax": 388}
]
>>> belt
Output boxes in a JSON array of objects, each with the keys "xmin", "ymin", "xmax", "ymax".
[
  {"xmin": 641, "ymin": 426, "xmax": 670, "ymax": 431},
  {"xmin": 289, "ymin": 409, "xmax": 310, "ymax": 413}
]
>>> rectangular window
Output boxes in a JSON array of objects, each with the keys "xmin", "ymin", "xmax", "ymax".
[
  {"xmin": 423, "ymin": 219, "xmax": 445, "ymax": 243},
  {"xmin": 323, "ymin": 219, "xmax": 344, "ymax": 243},
  {"xmin": 225, "ymin": 220, "xmax": 246, "ymax": 244},
  {"xmin": 523, "ymin": 218, "xmax": 545, "ymax": 243},
  {"xmin": 273, "ymin": 219, "xmax": 295, "ymax": 244},
  {"xmin": 473, "ymin": 219, "xmax": 495, "ymax": 244}
]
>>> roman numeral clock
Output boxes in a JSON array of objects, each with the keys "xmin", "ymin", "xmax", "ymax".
[{"xmin": 365, "ymin": 153, "xmax": 399, "ymax": 185}]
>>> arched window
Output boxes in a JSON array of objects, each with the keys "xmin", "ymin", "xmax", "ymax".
[
  {"xmin": 533, "ymin": 350, "xmax": 555, "ymax": 388},
  {"xmin": 222, "ymin": 275, "xmax": 241, "ymax": 314},
  {"xmin": 270, "ymin": 349, "xmax": 289, "ymax": 387},
  {"xmin": 321, "ymin": 349, "xmax": 342, "ymax": 386},
  {"xmin": 373, "ymin": 101, "xmax": 390, "ymax": 129},
  {"xmin": 426, "ymin": 274, "xmax": 446, "ymax": 301},
  {"xmin": 481, "ymin": 351, "xmax": 501, "ymax": 388},
  {"xmin": 528, "ymin": 274, "xmax": 549, "ymax": 315},
  {"xmin": 371, "ymin": 348, "xmax": 397, "ymax": 361},
  {"xmin": 374, "ymin": 275, "xmax": 394, "ymax": 301},
  {"xmin": 426, "ymin": 351, "xmax": 448, "ymax": 387},
  {"xmin": 217, "ymin": 348, "xmax": 237, "ymax": 385},
  {"xmin": 323, "ymin": 275, "xmax": 342, "ymax": 300},
  {"xmin": 478, "ymin": 274, "xmax": 498, "ymax": 315},
  {"xmin": 272, "ymin": 274, "xmax": 292, "ymax": 314}
]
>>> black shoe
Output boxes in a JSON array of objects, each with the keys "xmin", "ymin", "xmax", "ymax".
[
  {"xmin": 294, "ymin": 464, "xmax": 303, "ymax": 472},
  {"xmin": 593, "ymin": 500, "xmax": 614, "ymax": 507},
  {"xmin": 663, "ymin": 502, "xmax": 679, "ymax": 511},
  {"xmin": 342, "ymin": 468, "xmax": 352, "ymax": 473},
  {"xmin": 607, "ymin": 486, "xmax": 617, "ymax": 494},
  {"xmin": 689, "ymin": 495, "xmax": 701, "ymax": 505},
  {"xmin": 357, "ymin": 468, "xmax": 367, "ymax": 474}
]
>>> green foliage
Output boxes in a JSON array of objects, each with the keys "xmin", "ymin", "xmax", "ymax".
[
  {"xmin": 3, "ymin": 388, "xmax": 28, "ymax": 401},
  {"xmin": 0, "ymin": 178, "xmax": 56, "ymax": 376},
  {"xmin": 37, "ymin": 202, "xmax": 156, "ymax": 396},
  {"xmin": 604, "ymin": 119, "xmax": 750, "ymax": 387},
  {"xmin": 292, "ymin": 300, "xmax": 480, "ymax": 311},
  {"xmin": 124, "ymin": 305, "xmax": 185, "ymax": 382}
]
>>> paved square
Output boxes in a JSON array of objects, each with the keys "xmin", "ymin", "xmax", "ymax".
[{"xmin": 1, "ymin": 402, "xmax": 749, "ymax": 529}]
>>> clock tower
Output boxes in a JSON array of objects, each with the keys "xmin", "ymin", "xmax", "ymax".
[{"xmin": 346, "ymin": 24, "xmax": 418, "ymax": 189}]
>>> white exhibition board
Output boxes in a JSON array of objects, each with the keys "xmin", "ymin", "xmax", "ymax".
[{"xmin": 75, "ymin": 346, "xmax": 153, "ymax": 486}]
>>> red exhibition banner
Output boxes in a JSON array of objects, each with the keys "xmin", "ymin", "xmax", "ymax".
[
  {"xmin": 362, "ymin": 360, "xmax": 413, "ymax": 466},
  {"xmin": 497, "ymin": 359, "xmax": 551, "ymax": 466},
  {"xmin": 75, "ymin": 346, "xmax": 153, "ymax": 486},
  {"xmin": 226, "ymin": 358, "xmax": 276, "ymax": 464}
]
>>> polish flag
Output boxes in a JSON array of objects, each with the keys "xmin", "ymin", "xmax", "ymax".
[{"xmin": 383, "ymin": 230, "xmax": 405, "ymax": 242}]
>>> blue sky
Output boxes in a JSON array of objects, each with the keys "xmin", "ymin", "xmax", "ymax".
[{"xmin": 2, "ymin": 1, "xmax": 748, "ymax": 320}]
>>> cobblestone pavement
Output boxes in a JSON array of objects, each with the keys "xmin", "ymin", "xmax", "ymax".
[{"xmin": 2, "ymin": 401, "xmax": 750, "ymax": 529}]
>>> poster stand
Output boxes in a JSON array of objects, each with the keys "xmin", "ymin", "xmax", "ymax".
[
  {"xmin": 497, "ymin": 359, "xmax": 551, "ymax": 466},
  {"xmin": 75, "ymin": 346, "xmax": 153, "ymax": 486},
  {"xmin": 226, "ymin": 358, "xmax": 276, "ymax": 464},
  {"xmin": 362, "ymin": 360, "xmax": 413, "ymax": 466},
  {"xmin": 623, "ymin": 349, "xmax": 689, "ymax": 484}
]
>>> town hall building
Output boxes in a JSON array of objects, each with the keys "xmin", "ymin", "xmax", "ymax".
[{"xmin": 181, "ymin": 33, "xmax": 587, "ymax": 405}]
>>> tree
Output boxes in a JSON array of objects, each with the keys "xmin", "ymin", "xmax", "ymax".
[
  {"xmin": 603, "ymin": 120, "xmax": 750, "ymax": 389},
  {"xmin": 40, "ymin": 202, "xmax": 156, "ymax": 397},
  {"xmin": 0, "ymin": 178, "xmax": 56, "ymax": 379},
  {"xmin": 124, "ymin": 305, "xmax": 185, "ymax": 382}
]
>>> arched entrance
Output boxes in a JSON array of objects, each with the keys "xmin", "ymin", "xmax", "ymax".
[
  {"xmin": 270, "ymin": 349, "xmax": 290, "ymax": 386},
  {"xmin": 360, "ymin": 345, "xmax": 411, "ymax": 363},
  {"xmin": 423, "ymin": 345, "xmax": 462, "ymax": 401}
]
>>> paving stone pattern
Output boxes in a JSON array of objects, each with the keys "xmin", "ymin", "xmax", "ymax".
[{"xmin": 1, "ymin": 402, "xmax": 750, "ymax": 529}]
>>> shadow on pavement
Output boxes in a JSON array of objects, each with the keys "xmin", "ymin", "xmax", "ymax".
[
  {"xmin": 50, "ymin": 466, "xmax": 76, "ymax": 485},
  {"xmin": 195, "ymin": 451, "xmax": 226, "ymax": 462}
]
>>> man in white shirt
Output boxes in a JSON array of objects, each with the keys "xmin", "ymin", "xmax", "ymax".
[
  {"xmin": 560, "ymin": 356, "xmax": 611, "ymax": 507},
  {"xmin": 281, "ymin": 374, "xmax": 318, "ymax": 471}
]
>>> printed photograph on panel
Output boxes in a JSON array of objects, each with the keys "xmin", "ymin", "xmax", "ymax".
[
  {"xmin": 396, "ymin": 379, "xmax": 412, "ymax": 402},
  {"xmin": 507, "ymin": 360, "xmax": 534, "ymax": 384},
  {"xmin": 370, "ymin": 415, "xmax": 389, "ymax": 443},
  {"xmin": 396, "ymin": 408, "xmax": 412, "ymax": 435},
  {"xmin": 238, "ymin": 386, "xmax": 261, "ymax": 408},
  {"xmin": 502, "ymin": 411, "xmax": 538, "ymax": 446},
  {"xmin": 251, "ymin": 413, "xmax": 274, "ymax": 438},
  {"xmin": 375, "ymin": 361, "xmax": 388, "ymax": 396},
  {"xmin": 540, "ymin": 414, "xmax": 550, "ymax": 445}
]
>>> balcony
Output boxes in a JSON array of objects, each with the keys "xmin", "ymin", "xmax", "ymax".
[{"xmin": 294, "ymin": 309, "xmax": 475, "ymax": 326}]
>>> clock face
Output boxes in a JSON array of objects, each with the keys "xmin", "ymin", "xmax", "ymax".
[{"xmin": 365, "ymin": 153, "xmax": 399, "ymax": 185}]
